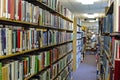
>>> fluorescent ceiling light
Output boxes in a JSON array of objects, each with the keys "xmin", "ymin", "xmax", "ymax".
[
  {"xmin": 76, "ymin": 0, "xmax": 100, "ymax": 5},
  {"xmin": 83, "ymin": 13, "xmax": 99, "ymax": 18},
  {"xmin": 89, "ymin": 20, "xmax": 96, "ymax": 22}
]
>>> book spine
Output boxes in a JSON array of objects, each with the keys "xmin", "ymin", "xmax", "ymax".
[
  {"xmin": 18, "ymin": 0, "xmax": 22, "ymax": 21},
  {"xmin": 0, "ymin": 28, "xmax": 2, "ymax": 56},
  {"xmin": 0, "ymin": 63, "xmax": 2, "ymax": 80},
  {"xmin": 0, "ymin": 0, "xmax": 3, "ymax": 17},
  {"xmin": 17, "ymin": 29, "xmax": 20, "ymax": 52},
  {"xmin": 10, "ymin": 0, "xmax": 15, "ymax": 19}
]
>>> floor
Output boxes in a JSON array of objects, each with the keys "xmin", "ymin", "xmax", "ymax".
[{"xmin": 73, "ymin": 54, "xmax": 97, "ymax": 80}]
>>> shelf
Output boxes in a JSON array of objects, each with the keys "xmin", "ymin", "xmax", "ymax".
[
  {"xmin": 0, "ymin": 40, "xmax": 73, "ymax": 60},
  {"xmin": 66, "ymin": 30, "xmax": 73, "ymax": 32},
  {"xmin": 77, "ymin": 38, "xmax": 83, "ymax": 40},
  {"xmin": 26, "ymin": 0, "xmax": 73, "ymax": 22},
  {"xmin": 0, "ymin": 48, "xmax": 39, "ymax": 60},
  {"xmin": 57, "ymin": 13, "xmax": 73, "ymax": 23},
  {"xmin": 102, "ymin": 32, "xmax": 110, "ymax": 36},
  {"xmin": 77, "ymin": 31, "xmax": 82, "ymax": 33},
  {"xmin": 105, "ymin": 2, "xmax": 114, "ymax": 15},
  {"xmin": 77, "ymin": 24, "xmax": 81, "ymax": 27},
  {"xmin": 0, "ymin": 18, "xmax": 38, "ymax": 27},
  {"xmin": 110, "ymin": 32, "xmax": 120, "ymax": 38},
  {"xmin": 52, "ymin": 60, "xmax": 73, "ymax": 80},
  {"xmin": 104, "ymin": 50, "xmax": 114, "ymax": 68},
  {"xmin": 0, "ymin": 18, "xmax": 73, "ymax": 32},
  {"xmin": 43, "ymin": 26, "xmax": 73, "ymax": 32}
]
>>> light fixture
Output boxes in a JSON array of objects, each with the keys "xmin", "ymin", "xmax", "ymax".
[
  {"xmin": 89, "ymin": 20, "xmax": 96, "ymax": 22},
  {"xmin": 83, "ymin": 13, "xmax": 99, "ymax": 18},
  {"xmin": 76, "ymin": 0, "xmax": 100, "ymax": 5}
]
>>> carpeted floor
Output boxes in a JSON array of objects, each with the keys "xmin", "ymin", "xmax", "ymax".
[{"xmin": 73, "ymin": 54, "xmax": 97, "ymax": 80}]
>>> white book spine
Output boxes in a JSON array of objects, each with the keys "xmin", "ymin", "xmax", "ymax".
[
  {"xmin": 6, "ymin": 0, "xmax": 8, "ymax": 18},
  {"xmin": 11, "ymin": 62, "xmax": 15, "ymax": 80},
  {"xmin": 0, "ymin": 0, "xmax": 3, "ymax": 17},
  {"xmin": 14, "ymin": 61, "xmax": 18, "ymax": 80},
  {"xmin": 8, "ymin": 29, "xmax": 12, "ymax": 55},
  {"xmin": 5, "ymin": 28, "xmax": 9, "ymax": 55},
  {"xmin": 16, "ymin": 0, "xmax": 19, "ymax": 20},
  {"xmin": 113, "ymin": 0, "xmax": 119, "ymax": 32},
  {"xmin": 19, "ymin": 62, "xmax": 23, "ymax": 80},
  {"xmin": 29, "ymin": 30, "xmax": 32, "ymax": 50}
]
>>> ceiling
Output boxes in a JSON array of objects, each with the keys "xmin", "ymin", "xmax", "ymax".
[{"xmin": 60, "ymin": 0, "xmax": 108, "ymax": 18}]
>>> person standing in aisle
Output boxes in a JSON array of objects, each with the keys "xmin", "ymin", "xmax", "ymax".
[{"xmin": 91, "ymin": 32, "xmax": 97, "ymax": 54}]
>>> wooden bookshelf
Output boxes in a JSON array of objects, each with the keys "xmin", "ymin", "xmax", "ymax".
[
  {"xmin": 0, "ymin": 0, "xmax": 74, "ymax": 80},
  {"xmin": 105, "ymin": 2, "xmax": 113, "ymax": 15},
  {"xmin": 0, "ymin": 18, "xmax": 38, "ymax": 27},
  {"xmin": 0, "ymin": 48, "xmax": 39, "ymax": 60}
]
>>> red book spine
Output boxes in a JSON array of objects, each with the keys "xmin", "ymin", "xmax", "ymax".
[
  {"xmin": 8, "ymin": 0, "xmax": 10, "ymax": 18},
  {"xmin": 18, "ymin": 0, "xmax": 22, "ymax": 21},
  {"xmin": 17, "ymin": 29, "xmax": 20, "ymax": 52},
  {"xmin": 10, "ymin": 0, "xmax": 15, "ymax": 19}
]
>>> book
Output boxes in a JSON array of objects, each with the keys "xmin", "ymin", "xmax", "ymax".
[
  {"xmin": 18, "ymin": 0, "xmax": 22, "ymax": 21},
  {"xmin": 10, "ymin": 0, "xmax": 15, "ymax": 19},
  {"xmin": 0, "ymin": 0, "xmax": 3, "ymax": 17},
  {"xmin": 0, "ymin": 63, "xmax": 2, "ymax": 80}
]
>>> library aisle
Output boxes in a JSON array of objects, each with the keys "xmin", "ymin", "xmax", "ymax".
[{"xmin": 73, "ymin": 54, "xmax": 97, "ymax": 80}]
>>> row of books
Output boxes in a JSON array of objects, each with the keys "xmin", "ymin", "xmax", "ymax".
[
  {"xmin": 39, "ymin": 0, "xmax": 73, "ymax": 20},
  {"xmin": 0, "ymin": 0, "xmax": 73, "ymax": 30},
  {"xmin": 102, "ymin": 14, "xmax": 113, "ymax": 33},
  {"xmin": 0, "ymin": 45, "xmax": 72, "ymax": 80},
  {"xmin": 38, "ymin": 9, "xmax": 73, "ymax": 30},
  {"xmin": 30, "ymin": 53, "xmax": 72, "ymax": 80},
  {"xmin": 0, "ymin": 26, "xmax": 73, "ymax": 56},
  {"xmin": 103, "ymin": 36, "xmax": 112, "ymax": 53}
]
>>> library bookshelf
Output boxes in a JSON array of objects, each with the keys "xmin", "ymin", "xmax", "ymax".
[
  {"xmin": 99, "ymin": 0, "xmax": 120, "ymax": 80},
  {"xmin": 0, "ymin": 0, "xmax": 75, "ymax": 80}
]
